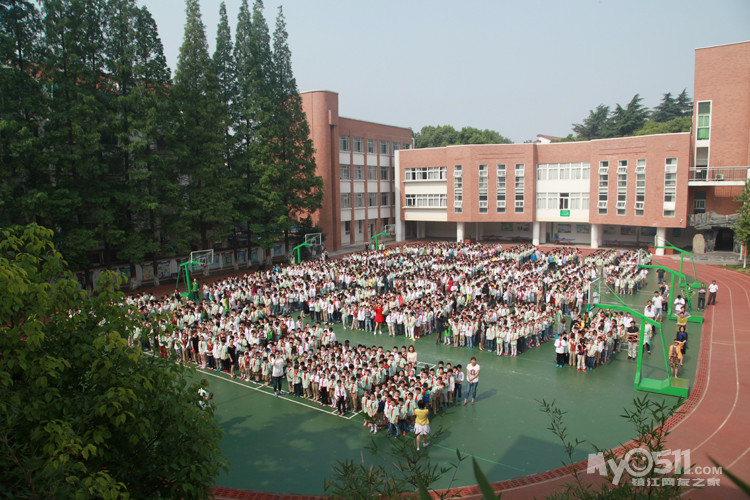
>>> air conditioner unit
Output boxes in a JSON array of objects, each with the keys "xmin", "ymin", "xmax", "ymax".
[{"xmin": 715, "ymin": 174, "xmax": 725, "ymax": 181}]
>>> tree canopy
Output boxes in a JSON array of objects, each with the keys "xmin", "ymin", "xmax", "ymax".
[
  {"xmin": 569, "ymin": 90, "xmax": 693, "ymax": 141},
  {"xmin": 414, "ymin": 125, "xmax": 513, "ymax": 148},
  {"xmin": 0, "ymin": 0, "xmax": 323, "ymax": 282},
  {"xmin": 0, "ymin": 224, "xmax": 227, "ymax": 498}
]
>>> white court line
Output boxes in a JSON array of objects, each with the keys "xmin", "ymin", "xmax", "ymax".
[
  {"xmin": 144, "ymin": 351, "xmax": 361, "ymax": 421},
  {"xmin": 199, "ymin": 368, "xmax": 362, "ymax": 420}
]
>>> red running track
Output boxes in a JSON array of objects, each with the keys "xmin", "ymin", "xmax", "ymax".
[{"xmin": 210, "ymin": 259, "xmax": 749, "ymax": 500}]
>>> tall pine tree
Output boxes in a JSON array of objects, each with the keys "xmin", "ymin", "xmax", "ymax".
[
  {"xmin": 213, "ymin": 1, "xmax": 234, "ymax": 166},
  {"xmin": 173, "ymin": 0, "xmax": 234, "ymax": 250},
  {"xmin": 232, "ymin": 0, "xmax": 277, "ymax": 255},
  {"xmin": 40, "ymin": 0, "xmax": 112, "ymax": 281},
  {"xmin": 102, "ymin": 0, "xmax": 185, "ymax": 283},
  {"xmin": 0, "ymin": 0, "xmax": 46, "ymax": 228},
  {"xmin": 213, "ymin": 1, "xmax": 243, "ymax": 265},
  {"xmin": 652, "ymin": 92, "xmax": 681, "ymax": 123},
  {"xmin": 675, "ymin": 89, "xmax": 693, "ymax": 118},
  {"xmin": 268, "ymin": 6, "xmax": 322, "ymax": 250}
]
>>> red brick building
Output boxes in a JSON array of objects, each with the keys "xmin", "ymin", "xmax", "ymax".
[
  {"xmin": 686, "ymin": 41, "xmax": 750, "ymax": 251},
  {"xmin": 393, "ymin": 41, "xmax": 749, "ymax": 255},
  {"xmin": 300, "ymin": 90, "xmax": 413, "ymax": 251},
  {"xmin": 301, "ymin": 42, "xmax": 749, "ymax": 254}
]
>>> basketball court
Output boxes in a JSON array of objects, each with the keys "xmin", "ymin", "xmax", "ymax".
[{"xmin": 191, "ymin": 268, "xmax": 704, "ymax": 496}]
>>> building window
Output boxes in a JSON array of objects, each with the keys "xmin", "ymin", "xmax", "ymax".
[
  {"xmin": 514, "ymin": 164, "xmax": 524, "ymax": 213},
  {"xmin": 538, "ymin": 162, "xmax": 590, "ymax": 182},
  {"xmin": 353, "ymin": 165, "xmax": 364, "ymax": 180},
  {"xmin": 697, "ymin": 101, "xmax": 711, "ymax": 140},
  {"xmin": 478, "ymin": 164, "xmax": 488, "ymax": 213},
  {"xmin": 340, "ymin": 164, "xmax": 350, "ymax": 181},
  {"xmin": 537, "ymin": 164, "xmax": 547, "ymax": 181},
  {"xmin": 405, "ymin": 194, "xmax": 447, "ymax": 207},
  {"xmin": 402, "ymin": 143, "xmax": 411, "ymax": 150},
  {"xmin": 559, "ymin": 192, "xmax": 569, "ymax": 210},
  {"xmin": 454, "ymin": 165, "xmax": 462, "ymax": 213},
  {"xmin": 536, "ymin": 194, "xmax": 546, "ymax": 209},
  {"xmin": 559, "ymin": 163, "xmax": 570, "ymax": 180},
  {"xmin": 694, "ymin": 199, "xmax": 706, "ymax": 213},
  {"xmin": 496, "ymin": 164, "xmax": 506, "ymax": 213},
  {"xmin": 339, "ymin": 136, "xmax": 350, "ymax": 152},
  {"xmin": 353, "ymin": 137, "xmax": 363, "ymax": 153},
  {"xmin": 404, "ymin": 166, "xmax": 447, "ymax": 180},
  {"xmin": 354, "ymin": 192, "xmax": 365, "ymax": 208},
  {"xmin": 617, "ymin": 160, "xmax": 627, "ymax": 216},
  {"xmin": 344, "ymin": 221, "xmax": 350, "ymax": 236},
  {"xmin": 367, "ymin": 165, "xmax": 377, "ymax": 180},
  {"xmin": 635, "ymin": 159, "xmax": 646, "ymax": 216},
  {"xmin": 575, "ymin": 163, "xmax": 587, "ymax": 179},
  {"xmin": 392, "ymin": 142, "xmax": 400, "ymax": 153},
  {"xmin": 368, "ymin": 192, "xmax": 378, "ymax": 207},
  {"xmin": 380, "ymin": 166, "xmax": 389, "ymax": 180},
  {"xmin": 367, "ymin": 138, "xmax": 377, "ymax": 154},
  {"xmin": 381, "ymin": 192, "xmax": 389, "ymax": 206},
  {"xmin": 598, "ymin": 160, "xmax": 609, "ymax": 215},
  {"xmin": 663, "ymin": 158, "xmax": 677, "ymax": 217},
  {"xmin": 380, "ymin": 140, "xmax": 389, "ymax": 155},
  {"xmin": 357, "ymin": 220, "xmax": 363, "ymax": 234},
  {"xmin": 341, "ymin": 193, "xmax": 351, "ymax": 209},
  {"xmin": 570, "ymin": 192, "xmax": 581, "ymax": 210}
]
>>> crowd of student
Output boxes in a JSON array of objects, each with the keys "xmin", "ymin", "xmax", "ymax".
[{"xmin": 127, "ymin": 242, "xmax": 657, "ymax": 415}]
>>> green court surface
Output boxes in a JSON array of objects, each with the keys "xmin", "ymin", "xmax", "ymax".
[{"xmin": 192, "ymin": 271, "xmax": 701, "ymax": 495}]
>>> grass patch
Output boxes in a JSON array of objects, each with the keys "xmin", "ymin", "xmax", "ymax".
[{"xmin": 721, "ymin": 263, "xmax": 750, "ymax": 274}]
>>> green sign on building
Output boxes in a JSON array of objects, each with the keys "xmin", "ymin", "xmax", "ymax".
[{"xmin": 560, "ymin": 209, "xmax": 570, "ymax": 217}]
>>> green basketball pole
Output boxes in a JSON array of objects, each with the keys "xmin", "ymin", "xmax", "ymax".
[
  {"xmin": 291, "ymin": 242, "xmax": 313, "ymax": 265},
  {"xmin": 176, "ymin": 260, "xmax": 201, "ymax": 299},
  {"xmin": 589, "ymin": 303, "xmax": 689, "ymax": 398},
  {"xmin": 370, "ymin": 231, "xmax": 390, "ymax": 249}
]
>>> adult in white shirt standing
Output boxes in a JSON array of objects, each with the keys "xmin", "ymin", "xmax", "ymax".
[
  {"xmin": 707, "ymin": 280, "xmax": 719, "ymax": 306},
  {"xmin": 463, "ymin": 357, "xmax": 480, "ymax": 406}
]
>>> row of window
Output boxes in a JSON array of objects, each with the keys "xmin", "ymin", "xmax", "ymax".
[
  {"xmin": 340, "ymin": 164, "xmax": 391, "ymax": 181},
  {"xmin": 399, "ymin": 158, "xmax": 680, "ymax": 217},
  {"xmin": 341, "ymin": 192, "xmax": 393, "ymax": 209},
  {"xmin": 536, "ymin": 192, "xmax": 590, "ymax": 211},
  {"xmin": 454, "ymin": 165, "xmax": 463, "ymax": 212},
  {"xmin": 536, "ymin": 162, "xmax": 591, "ymax": 181},
  {"xmin": 405, "ymin": 194, "xmax": 447, "ymax": 208},
  {"xmin": 339, "ymin": 136, "xmax": 412, "ymax": 154},
  {"xmin": 343, "ymin": 218, "xmax": 391, "ymax": 237},
  {"xmin": 454, "ymin": 164, "xmax": 524, "ymax": 214},
  {"xmin": 598, "ymin": 158, "xmax": 675, "ymax": 217},
  {"xmin": 404, "ymin": 166, "xmax": 447, "ymax": 181}
]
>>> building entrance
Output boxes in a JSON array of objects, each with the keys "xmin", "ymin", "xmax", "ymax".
[{"xmin": 715, "ymin": 228, "xmax": 735, "ymax": 251}]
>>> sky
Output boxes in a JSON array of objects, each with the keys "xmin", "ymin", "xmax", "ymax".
[{"xmin": 139, "ymin": 0, "xmax": 750, "ymax": 143}]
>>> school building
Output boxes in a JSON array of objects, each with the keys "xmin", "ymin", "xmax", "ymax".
[
  {"xmin": 302, "ymin": 41, "xmax": 750, "ymax": 254},
  {"xmin": 300, "ymin": 91, "xmax": 413, "ymax": 251}
]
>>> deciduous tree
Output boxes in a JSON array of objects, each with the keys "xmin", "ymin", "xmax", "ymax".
[{"xmin": 0, "ymin": 224, "xmax": 227, "ymax": 499}]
